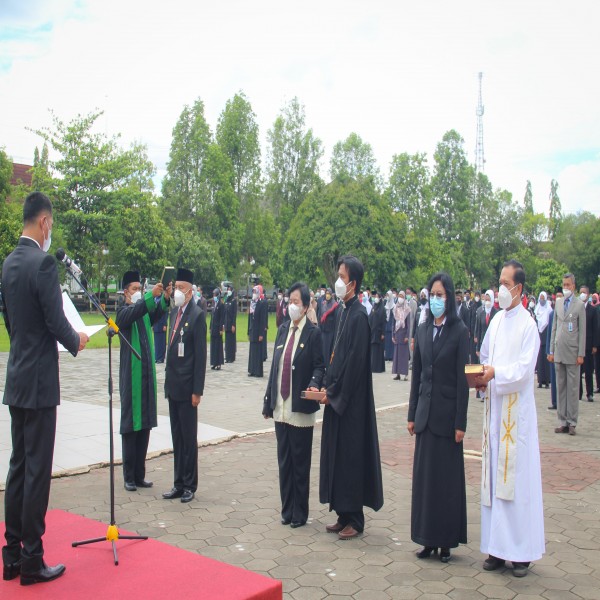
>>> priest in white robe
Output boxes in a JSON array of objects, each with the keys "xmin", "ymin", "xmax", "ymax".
[{"xmin": 475, "ymin": 259, "xmax": 545, "ymax": 578}]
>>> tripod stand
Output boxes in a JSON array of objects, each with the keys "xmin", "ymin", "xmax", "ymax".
[{"xmin": 66, "ymin": 268, "xmax": 147, "ymax": 565}]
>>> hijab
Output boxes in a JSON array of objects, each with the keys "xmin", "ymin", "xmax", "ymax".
[
  {"xmin": 361, "ymin": 292, "xmax": 372, "ymax": 315},
  {"xmin": 484, "ymin": 289, "xmax": 494, "ymax": 315},
  {"xmin": 250, "ymin": 285, "xmax": 263, "ymax": 314},
  {"xmin": 534, "ymin": 291, "xmax": 552, "ymax": 332},
  {"xmin": 385, "ymin": 290, "xmax": 395, "ymax": 321},
  {"xmin": 394, "ymin": 291, "xmax": 411, "ymax": 330},
  {"xmin": 418, "ymin": 288, "xmax": 429, "ymax": 325},
  {"xmin": 592, "ymin": 293, "xmax": 599, "ymax": 307}
]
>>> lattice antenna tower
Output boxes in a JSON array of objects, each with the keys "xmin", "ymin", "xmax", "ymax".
[{"xmin": 475, "ymin": 72, "xmax": 485, "ymax": 171}]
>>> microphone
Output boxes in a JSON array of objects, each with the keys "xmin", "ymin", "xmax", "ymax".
[{"xmin": 55, "ymin": 248, "xmax": 83, "ymax": 276}]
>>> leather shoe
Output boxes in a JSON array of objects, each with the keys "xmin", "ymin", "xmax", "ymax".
[
  {"xmin": 325, "ymin": 521, "xmax": 345, "ymax": 533},
  {"xmin": 124, "ymin": 481, "xmax": 137, "ymax": 491},
  {"xmin": 512, "ymin": 561, "xmax": 530, "ymax": 577},
  {"xmin": 135, "ymin": 480, "xmax": 153, "ymax": 488},
  {"xmin": 290, "ymin": 521, "xmax": 306, "ymax": 529},
  {"xmin": 554, "ymin": 426, "xmax": 569, "ymax": 433},
  {"xmin": 569, "ymin": 425, "xmax": 576, "ymax": 436},
  {"xmin": 547, "ymin": 405, "xmax": 557, "ymax": 410},
  {"xmin": 21, "ymin": 563, "xmax": 66, "ymax": 586},
  {"xmin": 181, "ymin": 490, "xmax": 194, "ymax": 503},
  {"xmin": 162, "ymin": 487, "xmax": 184, "ymax": 499},
  {"xmin": 338, "ymin": 525, "xmax": 361, "ymax": 540},
  {"xmin": 416, "ymin": 546, "xmax": 437, "ymax": 559},
  {"xmin": 483, "ymin": 555, "xmax": 505, "ymax": 571},
  {"xmin": 440, "ymin": 548, "xmax": 451, "ymax": 563},
  {"xmin": 281, "ymin": 518, "xmax": 291, "ymax": 525},
  {"xmin": 3, "ymin": 562, "xmax": 21, "ymax": 581},
  {"xmin": 587, "ymin": 395, "xmax": 594, "ymax": 402}
]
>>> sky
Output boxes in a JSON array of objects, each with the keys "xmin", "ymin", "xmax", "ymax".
[{"xmin": 1, "ymin": 0, "xmax": 599, "ymax": 216}]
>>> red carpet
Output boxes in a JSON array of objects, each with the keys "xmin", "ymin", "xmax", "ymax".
[{"xmin": 2, "ymin": 510, "xmax": 282, "ymax": 600}]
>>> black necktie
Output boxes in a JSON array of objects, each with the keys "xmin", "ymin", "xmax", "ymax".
[{"xmin": 434, "ymin": 324, "xmax": 443, "ymax": 344}]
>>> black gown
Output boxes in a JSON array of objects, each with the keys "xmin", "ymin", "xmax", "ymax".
[
  {"xmin": 248, "ymin": 300, "xmax": 267, "ymax": 376},
  {"xmin": 319, "ymin": 296, "xmax": 384, "ymax": 515},
  {"xmin": 369, "ymin": 303, "xmax": 386, "ymax": 373},
  {"xmin": 224, "ymin": 298, "xmax": 237, "ymax": 363},
  {"xmin": 210, "ymin": 301, "xmax": 224, "ymax": 367},
  {"xmin": 319, "ymin": 300, "xmax": 338, "ymax": 364}
]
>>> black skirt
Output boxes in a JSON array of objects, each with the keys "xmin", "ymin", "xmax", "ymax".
[
  {"xmin": 248, "ymin": 341, "xmax": 263, "ymax": 376},
  {"xmin": 411, "ymin": 427, "xmax": 467, "ymax": 548},
  {"xmin": 225, "ymin": 331, "xmax": 236, "ymax": 362},
  {"xmin": 371, "ymin": 343, "xmax": 385, "ymax": 373},
  {"xmin": 210, "ymin": 334, "xmax": 224, "ymax": 367}
]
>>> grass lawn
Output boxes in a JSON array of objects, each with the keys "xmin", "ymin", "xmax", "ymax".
[{"xmin": 0, "ymin": 311, "xmax": 278, "ymax": 352}]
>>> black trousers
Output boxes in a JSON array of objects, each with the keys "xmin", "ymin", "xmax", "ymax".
[
  {"xmin": 335, "ymin": 510, "xmax": 365, "ymax": 532},
  {"xmin": 122, "ymin": 428, "xmax": 151, "ymax": 484},
  {"xmin": 537, "ymin": 331, "xmax": 550, "ymax": 385},
  {"xmin": 275, "ymin": 422, "xmax": 313, "ymax": 524},
  {"xmin": 168, "ymin": 399, "xmax": 198, "ymax": 492},
  {"xmin": 154, "ymin": 330, "xmax": 166, "ymax": 362},
  {"xmin": 580, "ymin": 349, "xmax": 595, "ymax": 399},
  {"xmin": 3, "ymin": 406, "xmax": 56, "ymax": 572}
]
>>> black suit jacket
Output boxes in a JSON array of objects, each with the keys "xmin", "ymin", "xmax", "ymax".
[
  {"xmin": 248, "ymin": 300, "xmax": 268, "ymax": 342},
  {"xmin": 408, "ymin": 318, "xmax": 469, "ymax": 437},
  {"xmin": 584, "ymin": 303, "xmax": 597, "ymax": 351},
  {"xmin": 263, "ymin": 319, "xmax": 325, "ymax": 417},
  {"xmin": 473, "ymin": 306, "xmax": 498, "ymax": 352},
  {"xmin": 2, "ymin": 237, "xmax": 80, "ymax": 409},
  {"xmin": 165, "ymin": 300, "xmax": 207, "ymax": 402}
]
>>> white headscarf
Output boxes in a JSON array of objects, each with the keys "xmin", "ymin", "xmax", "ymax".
[
  {"xmin": 418, "ymin": 288, "xmax": 429, "ymax": 325},
  {"xmin": 361, "ymin": 292, "xmax": 372, "ymax": 315},
  {"xmin": 394, "ymin": 291, "xmax": 411, "ymax": 330},
  {"xmin": 385, "ymin": 290, "xmax": 395, "ymax": 321},
  {"xmin": 534, "ymin": 291, "xmax": 552, "ymax": 332},
  {"xmin": 484, "ymin": 289, "xmax": 494, "ymax": 315}
]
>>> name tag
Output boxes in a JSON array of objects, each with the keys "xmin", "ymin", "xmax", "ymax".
[
  {"xmin": 568, "ymin": 322, "xmax": 573, "ymax": 333},
  {"xmin": 178, "ymin": 342, "xmax": 185, "ymax": 357}
]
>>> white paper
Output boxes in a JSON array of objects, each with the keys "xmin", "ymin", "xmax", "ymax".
[{"xmin": 58, "ymin": 292, "xmax": 105, "ymax": 352}]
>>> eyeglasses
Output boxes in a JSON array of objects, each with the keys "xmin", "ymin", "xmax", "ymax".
[{"xmin": 430, "ymin": 292, "xmax": 446, "ymax": 300}]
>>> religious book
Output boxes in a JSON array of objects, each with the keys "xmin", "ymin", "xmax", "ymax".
[
  {"xmin": 300, "ymin": 390, "xmax": 327, "ymax": 402},
  {"xmin": 465, "ymin": 364, "xmax": 485, "ymax": 388}
]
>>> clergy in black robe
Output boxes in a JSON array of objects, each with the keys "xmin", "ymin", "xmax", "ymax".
[
  {"xmin": 319, "ymin": 255, "xmax": 384, "ymax": 540},
  {"xmin": 369, "ymin": 293, "xmax": 386, "ymax": 373},
  {"xmin": 408, "ymin": 272, "xmax": 469, "ymax": 562},
  {"xmin": 248, "ymin": 285, "xmax": 268, "ymax": 377},
  {"xmin": 117, "ymin": 271, "xmax": 170, "ymax": 490},
  {"xmin": 224, "ymin": 288, "xmax": 237, "ymax": 363},
  {"xmin": 210, "ymin": 289, "xmax": 225, "ymax": 370}
]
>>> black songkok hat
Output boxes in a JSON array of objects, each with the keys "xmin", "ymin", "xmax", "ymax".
[
  {"xmin": 122, "ymin": 271, "xmax": 140, "ymax": 288},
  {"xmin": 176, "ymin": 268, "xmax": 194, "ymax": 284}
]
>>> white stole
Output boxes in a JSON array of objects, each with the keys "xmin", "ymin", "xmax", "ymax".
[{"xmin": 481, "ymin": 313, "xmax": 521, "ymax": 506}]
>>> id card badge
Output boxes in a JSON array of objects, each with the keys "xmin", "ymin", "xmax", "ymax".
[
  {"xmin": 178, "ymin": 329, "xmax": 184, "ymax": 357},
  {"xmin": 568, "ymin": 322, "xmax": 573, "ymax": 333}
]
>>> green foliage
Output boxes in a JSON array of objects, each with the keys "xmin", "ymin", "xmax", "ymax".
[
  {"xmin": 524, "ymin": 180, "xmax": 533, "ymax": 214},
  {"xmin": 0, "ymin": 200, "xmax": 22, "ymax": 265},
  {"xmin": 548, "ymin": 179, "xmax": 562, "ymax": 240},
  {"xmin": 172, "ymin": 228, "xmax": 225, "ymax": 288},
  {"xmin": 330, "ymin": 132, "xmax": 381, "ymax": 186},
  {"xmin": 0, "ymin": 148, "xmax": 13, "ymax": 200}
]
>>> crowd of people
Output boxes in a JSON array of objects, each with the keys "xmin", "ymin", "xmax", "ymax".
[{"xmin": 2, "ymin": 191, "xmax": 599, "ymax": 585}]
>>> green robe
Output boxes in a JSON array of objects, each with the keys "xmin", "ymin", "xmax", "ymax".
[{"xmin": 117, "ymin": 292, "xmax": 169, "ymax": 434}]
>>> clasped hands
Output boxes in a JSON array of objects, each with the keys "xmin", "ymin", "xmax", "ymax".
[{"xmin": 407, "ymin": 422, "xmax": 464, "ymax": 443}]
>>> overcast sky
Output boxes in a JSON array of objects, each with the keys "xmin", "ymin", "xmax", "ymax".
[{"xmin": 1, "ymin": 0, "xmax": 599, "ymax": 216}]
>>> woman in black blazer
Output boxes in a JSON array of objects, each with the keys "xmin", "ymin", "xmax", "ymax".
[
  {"xmin": 407, "ymin": 272, "xmax": 469, "ymax": 563},
  {"xmin": 263, "ymin": 282, "xmax": 325, "ymax": 528}
]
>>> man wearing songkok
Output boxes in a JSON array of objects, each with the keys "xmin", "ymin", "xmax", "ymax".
[{"xmin": 475, "ymin": 259, "xmax": 545, "ymax": 578}]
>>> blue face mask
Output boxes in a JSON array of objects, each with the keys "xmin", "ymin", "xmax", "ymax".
[{"xmin": 430, "ymin": 297, "xmax": 446, "ymax": 318}]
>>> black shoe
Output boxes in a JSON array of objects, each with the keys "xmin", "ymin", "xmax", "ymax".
[
  {"xmin": 290, "ymin": 521, "xmax": 306, "ymax": 529},
  {"xmin": 21, "ymin": 563, "xmax": 66, "ymax": 586},
  {"xmin": 124, "ymin": 481, "xmax": 137, "ymax": 491},
  {"xmin": 162, "ymin": 487, "xmax": 184, "ymax": 499},
  {"xmin": 3, "ymin": 561, "xmax": 21, "ymax": 581},
  {"xmin": 393, "ymin": 375, "xmax": 400, "ymax": 380},
  {"xmin": 483, "ymin": 555, "xmax": 505, "ymax": 571},
  {"xmin": 281, "ymin": 518, "xmax": 291, "ymax": 525},
  {"xmin": 440, "ymin": 548, "xmax": 451, "ymax": 563},
  {"xmin": 155, "ymin": 360, "xmax": 164, "ymax": 364},
  {"xmin": 588, "ymin": 395, "xmax": 594, "ymax": 402},
  {"xmin": 181, "ymin": 490, "xmax": 194, "ymax": 503},
  {"xmin": 135, "ymin": 480, "xmax": 153, "ymax": 488},
  {"xmin": 538, "ymin": 384, "xmax": 543, "ymax": 388},
  {"xmin": 545, "ymin": 384, "xmax": 549, "ymax": 388},
  {"xmin": 416, "ymin": 546, "xmax": 437, "ymax": 559},
  {"xmin": 211, "ymin": 366, "xmax": 216, "ymax": 370},
  {"xmin": 547, "ymin": 405, "xmax": 557, "ymax": 410},
  {"xmin": 512, "ymin": 561, "xmax": 530, "ymax": 577}
]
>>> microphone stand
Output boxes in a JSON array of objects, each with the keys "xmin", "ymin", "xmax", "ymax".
[{"xmin": 67, "ymin": 267, "xmax": 147, "ymax": 565}]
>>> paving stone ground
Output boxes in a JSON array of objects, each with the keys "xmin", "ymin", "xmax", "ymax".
[{"xmin": 1, "ymin": 345, "xmax": 600, "ymax": 599}]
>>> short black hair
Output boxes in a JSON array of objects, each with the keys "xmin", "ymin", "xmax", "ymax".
[
  {"xmin": 503, "ymin": 259, "xmax": 526, "ymax": 289},
  {"xmin": 23, "ymin": 191, "xmax": 52, "ymax": 224},
  {"xmin": 337, "ymin": 254, "xmax": 364, "ymax": 292},
  {"xmin": 427, "ymin": 272, "xmax": 459, "ymax": 326},
  {"xmin": 581, "ymin": 284, "xmax": 590, "ymax": 293},
  {"xmin": 288, "ymin": 281, "xmax": 310, "ymax": 308}
]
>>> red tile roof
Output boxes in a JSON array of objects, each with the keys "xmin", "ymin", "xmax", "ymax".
[{"xmin": 11, "ymin": 163, "xmax": 33, "ymax": 187}]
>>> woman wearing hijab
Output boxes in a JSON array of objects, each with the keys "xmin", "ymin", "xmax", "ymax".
[
  {"xmin": 319, "ymin": 288, "xmax": 338, "ymax": 364},
  {"xmin": 392, "ymin": 291, "xmax": 411, "ymax": 381},
  {"xmin": 474, "ymin": 290, "xmax": 498, "ymax": 358},
  {"xmin": 307, "ymin": 290, "xmax": 319, "ymax": 325},
  {"xmin": 369, "ymin": 291, "xmax": 386, "ymax": 373},
  {"xmin": 408, "ymin": 272, "xmax": 469, "ymax": 563},
  {"xmin": 210, "ymin": 288, "xmax": 225, "ymax": 370},
  {"xmin": 248, "ymin": 285, "xmax": 268, "ymax": 377},
  {"xmin": 384, "ymin": 291, "xmax": 396, "ymax": 361},
  {"xmin": 534, "ymin": 291, "xmax": 552, "ymax": 389},
  {"xmin": 224, "ymin": 286, "xmax": 237, "ymax": 363}
]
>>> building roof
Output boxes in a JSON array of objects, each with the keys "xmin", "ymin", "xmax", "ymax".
[{"xmin": 11, "ymin": 163, "xmax": 33, "ymax": 187}]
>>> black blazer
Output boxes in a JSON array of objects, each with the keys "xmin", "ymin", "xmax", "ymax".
[
  {"xmin": 2, "ymin": 237, "xmax": 80, "ymax": 409},
  {"xmin": 473, "ymin": 306, "xmax": 498, "ymax": 352},
  {"xmin": 224, "ymin": 299, "xmax": 237, "ymax": 330},
  {"xmin": 248, "ymin": 299, "xmax": 267, "ymax": 343},
  {"xmin": 210, "ymin": 300, "xmax": 224, "ymax": 336},
  {"xmin": 408, "ymin": 318, "xmax": 469, "ymax": 437},
  {"xmin": 263, "ymin": 319, "xmax": 325, "ymax": 417},
  {"xmin": 584, "ymin": 303, "xmax": 597, "ymax": 351},
  {"xmin": 369, "ymin": 304, "xmax": 386, "ymax": 344},
  {"xmin": 165, "ymin": 300, "xmax": 207, "ymax": 402}
]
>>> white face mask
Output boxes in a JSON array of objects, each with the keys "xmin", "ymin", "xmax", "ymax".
[
  {"xmin": 284, "ymin": 296, "xmax": 289, "ymax": 303},
  {"xmin": 174, "ymin": 289, "xmax": 187, "ymax": 307},
  {"xmin": 335, "ymin": 277, "xmax": 349, "ymax": 300},
  {"xmin": 397, "ymin": 297, "xmax": 405, "ymax": 306},
  {"xmin": 130, "ymin": 291, "xmax": 142, "ymax": 303},
  {"xmin": 278, "ymin": 294, "xmax": 283, "ymax": 301},
  {"xmin": 528, "ymin": 301, "xmax": 535, "ymax": 309},
  {"xmin": 562, "ymin": 288, "xmax": 572, "ymax": 299},
  {"xmin": 288, "ymin": 303, "xmax": 303, "ymax": 322},
  {"xmin": 42, "ymin": 220, "xmax": 52, "ymax": 253},
  {"xmin": 475, "ymin": 296, "xmax": 480, "ymax": 303},
  {"xmin": 484, "ymin": 300, "xmax": 492, "ymax": 309},
  {"xmin": 252, "ymin": 293, "xmax": 258, "ymax": 301},
  {"xmin": 580, "ymin": 293, "xmax": 588, "ymax": 302},
  {"xmin": 498, "ymin": 284, "xmax": 518, "ymax": 310},
  {"xmin": 373, "ymin": 297, "xmax": 380, "ymax": 304}
]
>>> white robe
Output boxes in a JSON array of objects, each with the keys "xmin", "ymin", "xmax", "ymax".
[{"xmin": 480, "ymin": 304, "xmax": 545, "ymax": 562}]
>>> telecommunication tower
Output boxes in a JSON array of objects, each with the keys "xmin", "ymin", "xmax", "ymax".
[{"xmin": 475, "ymin": 72, "xmax": 485, "ymax": 171}]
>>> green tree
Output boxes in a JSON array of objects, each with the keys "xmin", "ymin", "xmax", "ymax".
[
  {"xmin": 524, "ymin": 180, "xmax": 533, "ymax": 214},
  {"xmin": 548, "ymin": 179, "xmax": 562, "ymax": 240},
  {"xmin": 330, "ymin": 132, "xmax": 381, "ymax": 185},
  {"xmin": 265, "ymin": 97, "xmax": 323, "ymax": 229},
  {"xmin": 0, "ymin": 147, "xmax": 12, "ymax": 200},
  {"xmin": 0, "ymin": 150, "xmax": 21, "ymax": 263},
  {"xmin": 173, "ymin": 228, "xmax": 225, "ymax": 287}
]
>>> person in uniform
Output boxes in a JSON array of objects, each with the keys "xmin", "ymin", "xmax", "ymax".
[
  {"xmin": 248, "ymin": 285, "xmax": 268, "ymax": 377},
  {"xmin": 210, "ymin": 288, "xmax": 225, "ymax": 370},
  {"xmin": 224, "ymin": 286, "xmax": 237, "ymax": 363}
]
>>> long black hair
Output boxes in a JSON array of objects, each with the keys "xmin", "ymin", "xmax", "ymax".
[{"xmin": 426, "ymin": 272, "xmax": 458, "ymax": 326}]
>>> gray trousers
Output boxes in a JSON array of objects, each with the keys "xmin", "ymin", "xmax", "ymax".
[{"xmin": 556, "ymin": 361, "xmax": 579, "ymax": 426}]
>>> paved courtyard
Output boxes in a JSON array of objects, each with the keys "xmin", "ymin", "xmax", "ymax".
[{"xmin": 1, "ymin": 343, "xmax": 600, "ymax": 599}]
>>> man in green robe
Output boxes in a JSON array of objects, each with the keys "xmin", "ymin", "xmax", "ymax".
[{"xmin": 116, "ymin": 271, "xmax": 171, "ymax": 491}]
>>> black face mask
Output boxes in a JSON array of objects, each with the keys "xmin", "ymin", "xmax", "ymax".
[{"xmin": 420, "ymin": 297, "xmax": 427, "ymax": 305}]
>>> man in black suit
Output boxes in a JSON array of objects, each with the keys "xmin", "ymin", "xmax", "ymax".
[
  {"xmin": 2, "ymin": 192, "xmax": 89, "ymax": 585},
  {"xmin": 263, "ymin": 282, "xmax": 324, "ymax": 528},
  {"xmin": 579, "ymin": 285, "xmax": 597, "ymax": 402},
  {"xmin": 163, "ymin": 268, "xmax": 207, "ymax": 503}
]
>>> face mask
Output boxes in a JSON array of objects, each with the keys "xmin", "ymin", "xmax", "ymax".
[
  {"xmin": 42, "ymin": 220, "xmax": 52, "ymax": 253},
  {"xmin": 373, "ymin": 297, "xmax": 380, "ymax": 304},
  {"xmin": 539, "ymin": 298, "xmax": 546, "ymax": 306},
  {"xmin": 562, "ymin": 288, "xmax": 572, "ymax": 299},
  {"xmin": 498, "ymin": 284, "xmax": 518, "ymax": 310},
  {"xmin": 335, "ymin": 277, "xmax": 350, "ymax": 299},
  {"xmin": 475, "ymin": 296, "xmax": 480, "ymax": 303},
  {"xmin": 484, "ymin": 300, "xmax": 492, "ymax": 309},
  {"xmin": 174, "ymin": 289, "xmax": 187, "ymax": 307},
  {"xmin": 288, "ymin": 303, "xmax": 303, "ymax": 322},
  {"xmin": 130, "ymin": 291, "xmax": 142, "ymax": 303},
  {"xmin": 392, "ymin": 294, "xmax": 397, "ymax": 300},
  {"xmin": 420, "ymin": 297, "xmax": 427, "ymax": 305},
  {"xmin": 430, "ymin": 297, "xmax": 446, "ymax": 318},
  {"xmin": 397, "ymin": 297, "xmax": 405, "ymax": 306},
  {"xmin": 227, "ymin": 291, "xmax": 232, "ymax": 297},
  {"xmin": 214, "ymin": 296, "xmax": 219, "ymax": 302},
  {"xmin": 580, "ymin": 293, "xmax": 588, "ymax": 302},
  {"xmin": 528, "ymin": 301, "xmax": 535, "ymax": 309},
  {"xmin": 278, "ymin": 294, "xmax": 283, "ymax": 300},
  {"xmin": 284, "ymin": 296, "xmax": 289, "ymax": 303},
  {"xmin": 252, "ymin": 293, "xmax": 258, "ymax": 301},
  {"xmin": 406, "ymin": 295, "xmax": 412, "ymax": 302}
]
